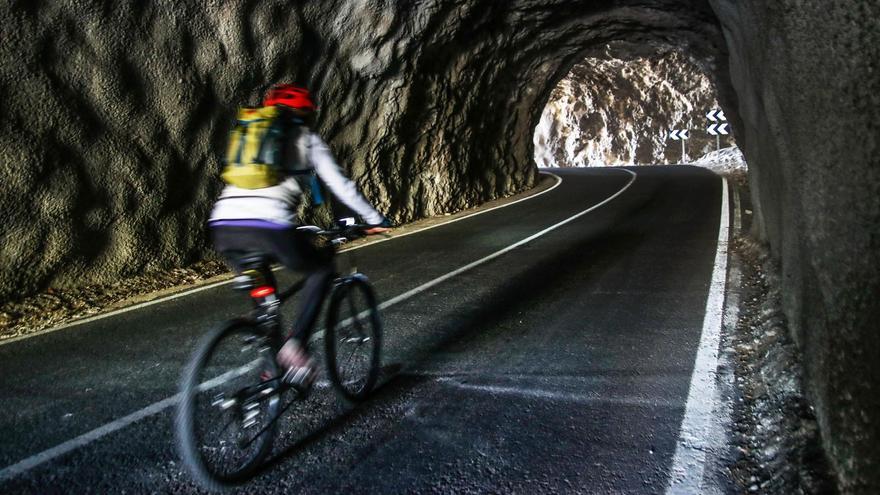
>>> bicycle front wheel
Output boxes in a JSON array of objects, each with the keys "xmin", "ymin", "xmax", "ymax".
[
  {"xmin": 176, "ymin": 319, "xmax": 282, "ymax": 489},
  {"xmin": 324, "ymin": 274, "xmax": 383, "ymax": 402}
]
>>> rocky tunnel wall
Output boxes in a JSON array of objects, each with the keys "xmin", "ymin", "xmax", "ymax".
[
  {"xmin": 0, "ymin": 0, "xmax": 724, "ymax": 300},
  {"xmin": 709, "ymin": 1, "xmax": 880, "ymax": 492},
  {"xmin": 1, "ymin": 1, "xmax": 878, "ymax": 490},
  {"xmin": 2, "ymin": 0, "xmax": 546, "ymax": 300}
]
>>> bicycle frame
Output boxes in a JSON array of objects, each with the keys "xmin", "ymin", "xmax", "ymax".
[
  {"xmin": 243, "ymin": 227, "xmax": 364, "ymax": 324},
  {"xmin": 232, "ymin": 228, "xmax": 364, "ymax": 396}
]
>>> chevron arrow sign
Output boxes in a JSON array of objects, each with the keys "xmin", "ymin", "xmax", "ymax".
[
  {"xmin": 668, "ymin": 129, "xmax": 690, "ymax": 140},
  {"xmin": 707, "ymin": 123, "xmax": 730, "ymax": 136},
  {"xmin": 706, "ymin": 109, "xmax": 726, "ymax": 122}
]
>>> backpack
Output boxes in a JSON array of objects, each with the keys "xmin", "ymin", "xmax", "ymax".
[{"xmin": 221, "ymin": 106, "xmax": 325, "ymax": 204}]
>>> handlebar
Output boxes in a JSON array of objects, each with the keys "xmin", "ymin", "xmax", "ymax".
[{"xmin": 296, "ymin": 224, "xmax": 379, "ymax": 245}]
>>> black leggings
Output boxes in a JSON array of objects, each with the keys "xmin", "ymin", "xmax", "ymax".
[{"xmin": 211, "ymin": 226, "xmax": 334, "ymax": 343}]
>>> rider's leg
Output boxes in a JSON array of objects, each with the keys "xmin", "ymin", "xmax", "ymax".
[
  {"xmin": 272, "ymin": 228, "xmax": 334, "ymax": 343},
  {"xmin": 211, "ymin": 225, "xmax": 328, "ymax": 385},
  {"xmin": 273, "ymin": 229, "xmax": 334, "ymax": 384},
  {"xmin": 290, "ymin": 265, "xmax": 334, "ymax": 342},
  {"xmin": 275, "ymin": 264, "xmax": 332, "ymax": 384},
  {"xmin": 275, "ymin": 265, "xmax": 332, "ymax": 386}
]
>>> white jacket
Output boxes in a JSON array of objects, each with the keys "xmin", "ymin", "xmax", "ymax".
[{"xmin": 210, "ymin": 131, "xmax": 384, "ymax": 226}]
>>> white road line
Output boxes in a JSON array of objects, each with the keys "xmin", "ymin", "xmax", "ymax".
[
  {"xmin": 0, "ymin": 169, "xmax": 635, "ymax": 481},
  {"xmin": 340, "ymin": 171, "xmax": 563, "ymax": 248},
  {"xmin": 372, "ymin": 170, "xmax": 636, "ymax": 312},
  {"xmin": 0, "ymin": 173, "xmax": 562, "ymax": 348},
  {"xmin": 309, "ymin": 168, "xmax": 635, "ymax": 343},
  {"xmin": 693, "ymin": 183, "xmax": 743, "ymax": 495},
  {"xmin": 0, "ymin": 363, "xmax": 255, "ymax": 482},
  {"xmin": 665, "ymin": 177, "xmax": 730, "ymax": 494}
]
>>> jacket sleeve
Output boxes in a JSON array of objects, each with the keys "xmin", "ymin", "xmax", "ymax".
[{"xmin": 308, "ymin": 134, "xmax": 385, "ymax": 225}]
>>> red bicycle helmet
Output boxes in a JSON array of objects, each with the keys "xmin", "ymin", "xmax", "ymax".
[{"xmin": 263, "ymin": 84, "xmax": 317, "ymax": 111}]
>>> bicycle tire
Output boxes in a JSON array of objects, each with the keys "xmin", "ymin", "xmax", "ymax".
[
  {"xmin": 176, "ymin": 319, "xmax": 282, "ymax": 489},
  {"xmin": 324, "ymin": 274, "xmax": 383, "ymax": 402}
]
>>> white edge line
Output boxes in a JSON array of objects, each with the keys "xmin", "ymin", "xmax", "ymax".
[
  {"xmin": 0, "ymin": 172, "xmax": 563, "ymax": 348},
  {"xmin": 694, "ymin": 183, "xmax": 741, "ymax": 495},
  {"xmin": 0, "ymin": 169, "xmax": 634, "ymax": 481},
  {"xmin": 665, "ymin": 177, "xmax": 730, "ymax": 494},
  {"xmin": 337, "ymin": 171, "xmax": 564, "ymax": 249},
  {"xmin": 0, "ymin": 363, "xmax": 255, "ymax": 482},
  {"xmin": 309, "ymin": 168, "xmax": 635, "ymax": 343},
  {"xmin": 690, "ymin": 183, "xmax": 742, "ymax": 495}
]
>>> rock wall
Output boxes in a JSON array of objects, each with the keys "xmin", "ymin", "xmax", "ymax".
[
  {"xmin": 0, "ymin": 0, "xmax": 546, "ymax": 300},
  {"xmin": 710, "ymin": 0, "xmax": 880, "ymax": 491},
  {"xmin": 534, "ymin": 46, "xmax": 733, "ymax": 167},
  {"xmin": 0, "ymin": 0, "xmax": 724, "ymax": 301}
]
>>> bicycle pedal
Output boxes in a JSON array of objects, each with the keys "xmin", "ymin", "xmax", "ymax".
[{"xmin": 282, "ymin": 366, "xmax": 315, "ymax": 386}]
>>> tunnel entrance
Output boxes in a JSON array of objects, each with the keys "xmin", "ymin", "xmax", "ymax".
[{"xmin": 533, "ymin": 45, "xmax": 738, "ymax": 169}]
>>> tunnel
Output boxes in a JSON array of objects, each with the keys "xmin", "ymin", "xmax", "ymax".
[
  {"xmin": 533, "ymin": 43, "xmax": 737, "ymax": 167},
  {"xmin": 1, "ymin": 0, "xmax": 878, "ymax": 492}
]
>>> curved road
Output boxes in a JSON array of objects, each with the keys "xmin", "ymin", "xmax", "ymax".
[{"xmin": 0, "ymin": 166, "xmax": 729, "ymax": 493}]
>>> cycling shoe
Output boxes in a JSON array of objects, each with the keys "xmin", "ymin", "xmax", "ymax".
[
  {"xmin": 281, "ymin": 364, "xmax": 316, "ymax": 389},
  {"xmin": 277, "ymin": 339, "xmax": 316, "ymax": 391}
]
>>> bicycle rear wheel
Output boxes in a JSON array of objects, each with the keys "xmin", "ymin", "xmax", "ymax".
[
  {"xmin": 324, "ymin": 274, "xmax": 382, "ymax": 402},
  {"xmin": 176, "ymin": 319, "xmax": 282, "ymax": 489}
]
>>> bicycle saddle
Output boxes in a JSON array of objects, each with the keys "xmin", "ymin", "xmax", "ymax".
[
  {"xmin": 231, "ymin": 253, "xmax": 275, "ymax": 291},
  {"xmin": 236, "ymin": 253, "xmax": 272, "ymax": 270}
]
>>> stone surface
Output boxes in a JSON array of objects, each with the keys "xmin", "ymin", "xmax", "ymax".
[
  {"xmin": 710, "ymin": 1, "xmax": 880, "ymax": 492},
  {"xmin": 728, "ymin": 237, "xmax": 837, "ymax": 494},
  {"xmin": 1, "ymin": 0, "xmax": 878, "ymax": 491},
  {"xmin": 0, "ymin": 1, "xmax": 725, "ymax": 302},
  {"xmin": 534, "ymin": 46, "xmax": 733, "ymax": 166}
]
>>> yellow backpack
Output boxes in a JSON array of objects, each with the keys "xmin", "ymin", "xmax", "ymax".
[{"xmin": 221, "ymin": 106, "xmax": 288, "ymax": 189}]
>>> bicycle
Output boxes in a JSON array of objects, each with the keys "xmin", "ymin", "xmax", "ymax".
[{"xmin": 175, "ymin": 224, "xmax": 383, "ymax": 489}]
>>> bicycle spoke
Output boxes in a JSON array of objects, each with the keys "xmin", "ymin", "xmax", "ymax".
[
  {"xmin": 239, "ymin": 394, "xmax": 300, "ymax": 449},
  {"xmin": 343, "ymin": 341, "xmax": 359, "ymax": 372},
  {"xmin": 347, "ymin": 296, "xmax": 367, "ymax": 334},
  {"xmin": 326, "ymin": 278, "xmax": 381, "ymax": 402},
  {"xmin": 178, "ymin": 323, "xmax": 283, "ymax": 484},
  {"xmin": 336, "ymin": 317, "xmax": 373, "ymax": 390},
  {"xmin": 345, "ymin": 342, "xmax": 359, "ymax": 363}
]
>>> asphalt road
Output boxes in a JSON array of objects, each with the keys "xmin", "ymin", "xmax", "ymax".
[{"xmin": 0, "ymin": 166, "xmax": 726, "ymax": 493}]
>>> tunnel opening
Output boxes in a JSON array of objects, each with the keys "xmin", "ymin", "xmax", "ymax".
[{"xmin": 532, "ymin": 43, "xmax": 739, "ymax": 170}]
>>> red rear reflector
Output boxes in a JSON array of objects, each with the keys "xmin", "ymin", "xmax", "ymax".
[{"xmin": 250, "ymin": 286, "xmax": 275, "ymax": 298}]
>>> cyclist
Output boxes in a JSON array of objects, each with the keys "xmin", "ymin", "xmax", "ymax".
[{"xmin": 208, "ymin": 84, "xmax": 391, "ymax": 387}]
